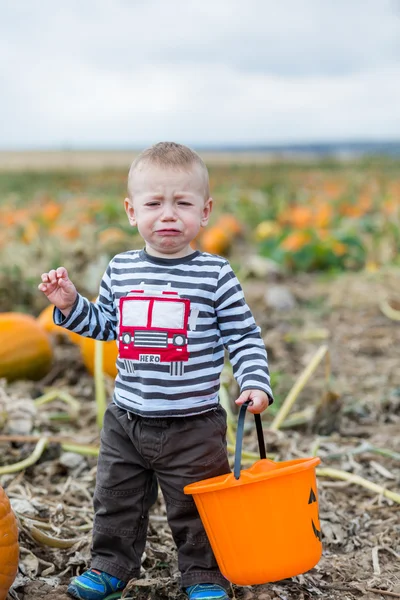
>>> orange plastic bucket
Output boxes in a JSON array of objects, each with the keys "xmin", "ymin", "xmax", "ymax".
[{"xmin": 184, "ymin": 402, "xmax": 322, "ymax": 585}]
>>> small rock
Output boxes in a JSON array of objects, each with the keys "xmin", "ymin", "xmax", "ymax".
[
  {"xmin": 10, "ymin": 498, "xmax": 38, "ymax": 517},
  {"xmin": 58, "ymin": 452, "xmax": 85, "ymax": 470},
  {"xmin": 245, "ymin": 255, "xmax": 284, "ymax": 279},
  {"xmin": 5, "ymin": 398, "xmax": 37, "ymax": 435},
  {"xmin": 38, "ymin": 576, "xmax": 61, "ymax": 588},
  {"xmin": 264, "ymin": 285, "xmax": 296, "ymax": 311},
  {"xmin": 241, "ymin": 588, "xmax": 255, "ymax": 600}
]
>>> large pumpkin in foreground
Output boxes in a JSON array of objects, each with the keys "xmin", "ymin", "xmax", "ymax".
[
  {"xmin": 0, "ymin": 313, "xmax": 53, "ymax": 382},
  {"xmin": 0, "ymin": 486, "xmax": 19, "ymax": 600}
]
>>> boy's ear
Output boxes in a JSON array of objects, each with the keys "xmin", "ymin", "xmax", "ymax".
[
  {"xmin": 124, "ymin": 198, "xmax": 137, "ymax": 226},
  {"xmin": 201, "ymin": 197, "xmax": 213, "ymax": 227}
]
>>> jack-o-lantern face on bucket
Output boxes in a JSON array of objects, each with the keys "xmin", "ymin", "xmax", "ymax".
[{"xmin": 308, "ymin": 487, "xmax": 321, "ymax": 542}]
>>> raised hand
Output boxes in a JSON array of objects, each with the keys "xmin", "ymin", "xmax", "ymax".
[{"xmin": 38, "ymin": 267, "xmax": 78, "ymax": 316}]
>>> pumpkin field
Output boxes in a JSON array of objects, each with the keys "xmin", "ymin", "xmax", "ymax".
[{"xmin": 0, "ymin": 151, "xmax": 399, "ymax": 600}]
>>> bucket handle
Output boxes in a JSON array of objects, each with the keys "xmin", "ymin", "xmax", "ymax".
[{"xmin": 234, "ymin": 400, "xmax": 266, "ymax": 480}]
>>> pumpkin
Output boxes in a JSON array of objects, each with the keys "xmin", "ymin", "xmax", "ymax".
[
  {"xmin": 200, "ymin": 226, "xmax": 231, "ymax": 255},
  {"xmin": 79, "ymin": 336, "xmax": 118, "ymax": 379},
  {"xmin": 49, "ymin": 223, "xmax": 80, "ymax": 241},
  {"xmin": 199, "ymin": 213, "xmax": 242, "ymax": 255},
  {"xmin": 0, "ymin": 313, "xmax": 53, "ymax": 382},
  {"xmin": 98, "ymin": 227, "xmax": 127, "ymax": 251},
  {"xmin": 37, "ymin": 305, "xmax": 81, "ymax": 345},
  {"xmin": 216, "ymin": 214, "xmax": 241, "ymax": 236},
  {"xmin": 0, "ymin": 486, "xmax": 19, "ymax": 600},
  {"xmin": 37, "ymin": 304, "xmax": 61, "ymax": 334},
  {"xmin": 41, "ymin": 201, "xmax": 62, "ymax": 224}
]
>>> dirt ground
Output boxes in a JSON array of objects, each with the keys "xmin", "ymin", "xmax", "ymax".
[{"xmin": 1, "ymin": 267, "xmax": 399, "ymax": 600}]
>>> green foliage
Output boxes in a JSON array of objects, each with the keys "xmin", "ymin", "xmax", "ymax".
[
  {"xmin": 0, "ymin": 156, "xmax": 399, "ymax": 314},
  {"xmin": 266, "ymin": 371, "xmax": 284, "ymax": 415}
]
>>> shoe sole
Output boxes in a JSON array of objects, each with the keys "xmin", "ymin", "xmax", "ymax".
[
  {"xmin": 104, "ymin": 594, "xmax": 135, "ymax": 599},
  {"xmin": 67, "ymin": 589, "xmax": 134, "ymax": 600}
]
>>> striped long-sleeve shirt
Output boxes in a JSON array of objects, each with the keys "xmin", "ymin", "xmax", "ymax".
[{"xmin": 54, "ymin": 249, "xmax": 273, "ymax": 417}]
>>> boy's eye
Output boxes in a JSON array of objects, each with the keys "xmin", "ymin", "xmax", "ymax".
[
  {"xmin": 178, "ymin": 201, "xmax": 192, "ymax": 206},
  {"xmin": 145, "ymin": 202, "xmax": 160, "ymax": 207}
]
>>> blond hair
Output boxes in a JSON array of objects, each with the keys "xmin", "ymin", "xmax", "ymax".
[{"xmin": 127, "ymin": 142, "xmax": 210, "ymax": 199}]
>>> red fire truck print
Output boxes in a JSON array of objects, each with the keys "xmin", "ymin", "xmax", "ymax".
[{"xmin": 118, "ymin": 283, "xmax": 198, "ymax": 376}]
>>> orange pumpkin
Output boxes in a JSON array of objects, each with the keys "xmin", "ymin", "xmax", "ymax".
[
  {"xmin": 77, "ymin": 297, "xmax": 118, "ymax": 378},
  {"xmin": 37, "ymin": 305, "xmax": 81, "ymax": 345},
  {"xmin": 50, "ymin": 223, "xmax": 80, "ymax": 241},
  {"xmin": 0, "ymin": 313, "xmax": 53, "ymax": 382},
  {"xmin": 216, "ymin": 214, "xmax": 241, "ymax": 236},
  {"xmin": 281, "ymin": 231, "xmax": 312, "ymax": 252},
  {"xmin": 79, "ymin": 336, "xmax": 118, "ymax": 379},
  {"xmin": 200, "ymin": 226, "xmax": 231, "ymax": 255},
  {"xmin": 0, "ymin": 486, "xmax": 19, "ymax": 600},
  {"xmin": 41, "ymin": 201, "xmax": 62, "ymax": 224},
  {"xmin": 98, "ymin": 227, "xmax": 127, "ymax": 250},
  {"xmin": 37, "ymin": 304, "xmax": 60, "ymax": 334}
]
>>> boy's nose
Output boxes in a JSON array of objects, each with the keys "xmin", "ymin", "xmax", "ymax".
[{"xmin": 160, "ymin": 204, "xmax": 177, "ymax": 220}]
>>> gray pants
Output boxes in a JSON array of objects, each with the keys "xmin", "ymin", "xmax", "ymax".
[{"xmin": 91, "ymin": 402, "xmax": 231, "ymax": 590}]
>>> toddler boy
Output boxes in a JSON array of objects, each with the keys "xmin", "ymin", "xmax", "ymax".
[{"xmin": 38, "ymin": 142, "xmax": 273, "ymax": 600}]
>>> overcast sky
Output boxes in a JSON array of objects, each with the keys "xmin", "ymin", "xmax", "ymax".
[{"xmin": 1, "ymin": 0, "xmax": 400, "ymax": 149}]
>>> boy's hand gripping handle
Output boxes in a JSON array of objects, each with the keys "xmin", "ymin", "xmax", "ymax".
[{"xmin": 234, "ymin": 400, "xmax": 267, "ymax": 480}]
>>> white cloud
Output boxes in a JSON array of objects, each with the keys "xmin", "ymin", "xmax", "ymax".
[{"xmin": 1, "ymin": 0, "xmax": 399, "ymax": 147}]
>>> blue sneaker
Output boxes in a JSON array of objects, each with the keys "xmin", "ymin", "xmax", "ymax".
[
  {"xmin": 186, "ymin": 583, "xmax": 229, "ymax": 600},
  {"xmin": 67, "ymin": 569, "xmax": 126, "ymax": 599}
]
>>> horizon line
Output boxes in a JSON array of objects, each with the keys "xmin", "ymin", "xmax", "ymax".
[{"xmin": 1, "ymin": 139, "xmax": 400, "ymax": 153}]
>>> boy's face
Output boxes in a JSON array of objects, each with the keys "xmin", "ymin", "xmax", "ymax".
[{"xmin": 125, "ymin": 163, "xmax": 212, "ymax": 258}]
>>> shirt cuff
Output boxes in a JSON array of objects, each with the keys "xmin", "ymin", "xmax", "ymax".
[{"xmin": 53, "ymin": 294, "xmax": 84, "ymax": 329}]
